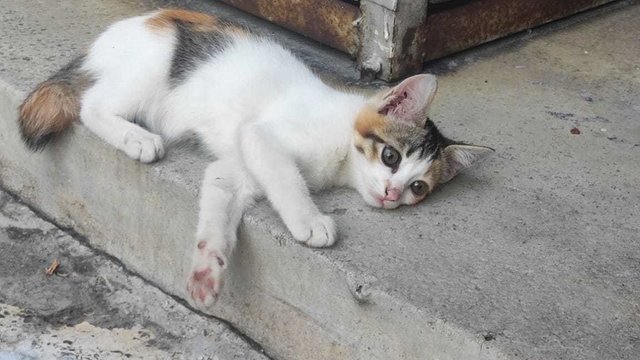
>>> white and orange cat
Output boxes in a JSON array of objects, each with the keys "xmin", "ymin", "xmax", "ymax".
[{"xmin": 18, "ymin": 9, "xmax": 493, "ymax": 306}]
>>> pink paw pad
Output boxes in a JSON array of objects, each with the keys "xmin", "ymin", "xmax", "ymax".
[
  {"xmin": 188, "ymin": 266, "xmax": 223, "ymax": 304},
  {"xmin": 192, "ymin": 267, "xmax": 211, "ymax": 281},
  {"xmin": 187, "ymin": 244, "xmax": 227, "ymax": 306}
]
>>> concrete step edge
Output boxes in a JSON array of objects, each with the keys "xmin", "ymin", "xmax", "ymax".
[{"xmin": 0, "ymin": 73, "xmax": 504, "ymax": 360}]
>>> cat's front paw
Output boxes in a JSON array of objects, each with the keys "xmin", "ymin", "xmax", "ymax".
[
  {"xmin": 290, "ymin": 215, "xmax": 337, "ymax": 248},
  {"xmin": 186, "ymin": 245, "xmax": 227, "ymax": 307},
  {"xmin": 123, "ymin": 130, "xmax": 165, "ymax": 163}
]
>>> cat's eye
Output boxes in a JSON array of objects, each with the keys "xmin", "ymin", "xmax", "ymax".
[
  {"xmin": 381, "ymin": 146, "xmax": 401, "ymax": 168},
  {"xmin": 410, "ymin": 180, "xmax": 429, "ymax": 196}
]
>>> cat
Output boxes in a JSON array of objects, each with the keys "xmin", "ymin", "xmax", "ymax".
[{"xmin": 17, "ymin": 9, "xmax": 493, "ymax": 306}]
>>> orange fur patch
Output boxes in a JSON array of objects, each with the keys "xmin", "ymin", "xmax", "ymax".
[
  {"xmin": 353, "ymin": 106, "xmax": 388, "ymax": 162},
  {"xmin": 19, "ymin": 81, "xmax": 78, "ymax": 141},
  {"xmin": 353, "ymin": 134, "xmax": 379, "ymax": 162},
  {"xmin": 146, "ymin": 9, "xmax": 219, "ymax": 32},
  {"xmin": 355, "ymin": 106, "xmax": 387, "ymax": 138},
  {"xmin": 225, "ymin": 25, "xmax": 250, "ymax": 37}
]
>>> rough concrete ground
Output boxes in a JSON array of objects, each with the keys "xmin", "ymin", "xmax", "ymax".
[
  {"xmin": 0, "ymin": 0, "xmax": 639, "ymax": 359},
  {"xmin": 0, "ymin": 190, "xmax": 269, "ymax": 360},
  {"xmin": 247, "ymin": 2, "xmax": 640, "ymax": 358}
]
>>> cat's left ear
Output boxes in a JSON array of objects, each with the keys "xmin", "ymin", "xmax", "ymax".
[
  {"xmin": 377, "ymin": 74, "xmax": 438, "ymax": 124},
  {"xmin": 440, "ymin": 144, "xmax": 494, "ymax": 183}
]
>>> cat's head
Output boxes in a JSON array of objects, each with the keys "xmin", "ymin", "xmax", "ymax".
[{"xmin": 352, "ymin": 74, "xmax": 494, "ymax": 209}]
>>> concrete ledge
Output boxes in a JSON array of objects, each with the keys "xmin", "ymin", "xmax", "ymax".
[
  {"xmin": 0, "ymin": 2, "xmax": 502, "ymax": 358},
  {"xmin": 0, "ymin": 75, "xmax": 504, "ymax": 359},
  {"xmin": 0, "ymin": 2, "xmax": 503, "ymax": 359},
  {"xmin": 2, "ymin": 1, "xmax": 640, "ymax": 360}
]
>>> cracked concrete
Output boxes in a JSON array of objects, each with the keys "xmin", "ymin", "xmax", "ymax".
[{"xmin": 0, "ymin": 190, "xmax": 270, "ymax": 360}]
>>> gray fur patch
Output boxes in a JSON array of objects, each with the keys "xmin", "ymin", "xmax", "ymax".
[
  {"xmin": 49, "ymin": 55, "xmax": 94, "ymax": 91},
  {"xmin": 169, "ymin": 22, "xmax": 234, "ymax": 86},
  {"xmin": 385, "ymin": 118, "xmax": 451, "ymax": 160}
]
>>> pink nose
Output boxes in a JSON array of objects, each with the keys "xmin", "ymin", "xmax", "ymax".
[{"xmin": 384, "ymin": 187, "xmax": 401, "ymax": 201}]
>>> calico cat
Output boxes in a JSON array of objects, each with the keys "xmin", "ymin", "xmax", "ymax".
[{"xmin": 17, "ymin": 9, "xmax": 493, "ymax": 306}]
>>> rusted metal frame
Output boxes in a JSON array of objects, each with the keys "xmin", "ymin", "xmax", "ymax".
[
  {"xmin": 357, "ymin": 0, "xmax": 430, "ymax": 81},
  {"xmin": 420, "ymin": 0, "xmax": 617, "ymax": 61},
  {"xmin": 218, "ymin": 0, "xmax": 361, "ymax": 55},
  {"xmin": 217, "ymin": 0, "xmax": 617, "ymax": 82}
]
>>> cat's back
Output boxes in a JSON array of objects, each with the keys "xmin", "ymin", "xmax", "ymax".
[
  {"xmin": 85, "ymin": 9, "xmax": 314, "ymax": 86},
  {"xmin": 83, "ymin": 10, "xmax": 257, "ymax": 85},
  {"xmin": 87, "ymin": 9, "xmax": 316, "ymax": 105},
  {"xmin": 153, "ymin": 10, "xmax": 325, "ymax": 139},
  {"xmin": 80, "ymin": 9, "xmax": 327, "ymax": 148},
  {"xmin": 178, "ymin": 34, "xmax": 320, "ymax": 108},
  {"xmin": 84, "ymin": 11, "xmax": 175, "ymax": 77}
]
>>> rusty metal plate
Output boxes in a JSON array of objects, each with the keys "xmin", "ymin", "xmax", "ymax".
[
  {"xmin": 421, "ymin": 0, "xmax": 616, "ymax": 60},
  {"xmin": 219, "ymin": 0, "xmax": 360, "ymax": 55}
]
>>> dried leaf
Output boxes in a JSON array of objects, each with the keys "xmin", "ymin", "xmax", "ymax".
[{"xmin": 45, "ymin": 259, "xmax": 60, "ymax": 275}]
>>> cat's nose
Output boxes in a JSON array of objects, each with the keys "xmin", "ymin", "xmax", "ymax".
[{"xmin": 384, "ymin": 187, "xmax": 401, "ymax": 201}]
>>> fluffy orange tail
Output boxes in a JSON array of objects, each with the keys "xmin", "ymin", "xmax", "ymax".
[{"xmin": 18, "ymin": 56, "xmax": 89, "ymax": 150}]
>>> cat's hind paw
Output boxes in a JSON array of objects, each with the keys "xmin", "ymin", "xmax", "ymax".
[
  {"xmin": 297, "ymin": 215, "xmax": 337, "ymax": 248},
  {"xmin": 123, "ymin": 129, "xmax": 165, "ymax": 163},
  {"xmin": 186, "ymin": 248, "xmax": 227, "ymax": 307}
]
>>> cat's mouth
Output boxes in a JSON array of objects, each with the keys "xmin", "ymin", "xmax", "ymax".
[
  {"xmin": 370, "ymin": 192, "xmax": 400, "ymax": 209},
  {"xmin": 381, "ymin": 200, "xmax": 400, "ymax": 210}
]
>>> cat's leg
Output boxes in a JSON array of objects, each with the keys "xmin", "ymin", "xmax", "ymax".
[
  {"xmin": 240, "ymin": 122, "xmax": 336, "ymax": 248},
  {"xmin": 80, "ymin": 86, "xmax": 164, "ymax": 163},
  {"xmin": 187, "ymin": 159, "xmax": 256, "ymax": 306}
]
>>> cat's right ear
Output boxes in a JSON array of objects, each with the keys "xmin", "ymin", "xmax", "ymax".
[{"xmin": 376, "ymin": 74, "xmax": 438, "ymax": 125}]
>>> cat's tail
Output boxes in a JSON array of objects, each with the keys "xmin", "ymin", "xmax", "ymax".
[{"xmin": 18, "ymin": 56, "xmax": 91, "ymax": 151}]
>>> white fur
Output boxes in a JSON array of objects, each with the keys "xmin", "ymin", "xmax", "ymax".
[{"xmin": 75, "ymin": 12, "xmax": 448, "ymax": 306}]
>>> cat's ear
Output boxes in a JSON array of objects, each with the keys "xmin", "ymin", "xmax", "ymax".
[
  {"xmin": 376, "ymin": 74, "xmax": 438, "ymax": 124},
  {"xmin": 440, "ymin": 144, "xmax": 494, "ymax": 183}
]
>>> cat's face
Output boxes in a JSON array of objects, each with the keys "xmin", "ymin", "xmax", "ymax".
[{"xmin": 351, "ymin": 75, "xmax": 493, "ymax": 209}]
